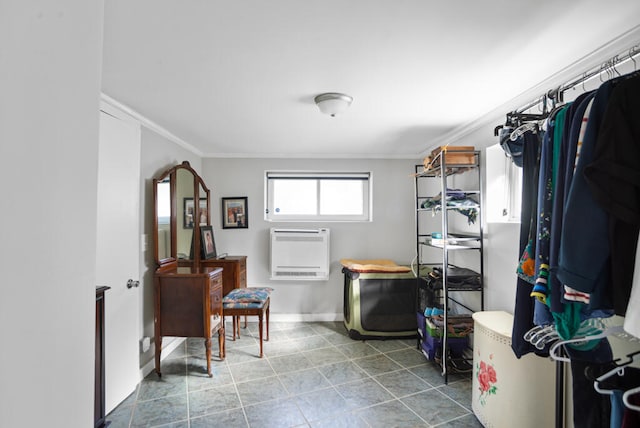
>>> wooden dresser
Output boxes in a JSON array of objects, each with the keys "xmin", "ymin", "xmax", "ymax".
[
  {"xmin": 202, "ymin": 255, "xmax": 247, "ymax": 296},
  {"xmin": 153, "ymin": 266, "xmax": 224, "ymax": 377}
]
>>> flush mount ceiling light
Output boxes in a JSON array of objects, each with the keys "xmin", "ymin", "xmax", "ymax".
[{"xmin": 314, "ymin": 92, "xmax": 353, "ymax": 117}]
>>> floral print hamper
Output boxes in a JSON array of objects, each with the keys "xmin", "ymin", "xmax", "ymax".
[{"xmin": 472, "ymin": 311, "xmax": 556, "ymax": 428}]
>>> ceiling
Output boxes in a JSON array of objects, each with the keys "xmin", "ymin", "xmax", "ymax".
[{"xmin": 101, "ymin": 1, "xmax": 640, "ymax": 159}]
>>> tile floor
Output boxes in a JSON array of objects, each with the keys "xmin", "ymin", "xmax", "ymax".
[{"xmin": 106, "ymin": 322, "xmax": 482, "ymax": 427}]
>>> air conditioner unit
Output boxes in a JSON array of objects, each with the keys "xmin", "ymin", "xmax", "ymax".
[{"xmin": 270, "ymin": 228, "xmax": 330, "ymax": 280}]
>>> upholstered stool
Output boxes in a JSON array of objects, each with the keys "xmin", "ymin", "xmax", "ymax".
[{"xmin": 222, "ymin": 287, "xmax": 272, "ymax": 357}]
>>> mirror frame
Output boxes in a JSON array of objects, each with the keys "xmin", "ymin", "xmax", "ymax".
[{"xmin": 153, "ymin": 161, "xmax": 211, "ymax": 269}]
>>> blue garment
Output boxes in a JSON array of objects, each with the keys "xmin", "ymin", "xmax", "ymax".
[
  {"xmin": 557, "ymin": 80, "xmax": 615, "ymax": 304},
  {"xmin": 611, "ymin": 390, "xmax": 624, "ymax": 428},
  {"xmin": 531, "ymin": 113, "xmax": 556, "ymax": 303}
]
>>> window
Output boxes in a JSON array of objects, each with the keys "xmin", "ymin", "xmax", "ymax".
[
  {"xmin": 486, "ymin": 143, "xmax": 522, "ymax": 223},
  {"xmin": 265, "ymin": 171, "xmax": 371, "ymax": 222}
]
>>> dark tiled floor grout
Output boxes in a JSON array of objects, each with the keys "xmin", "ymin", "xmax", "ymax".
[{"xmin": 106, "ymin": 321, "xmax": 482, "ymax": 428}]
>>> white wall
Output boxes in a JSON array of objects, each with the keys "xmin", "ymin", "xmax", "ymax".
[
  {"xmin": 202, "ymin": 157, "xmax": 418, "ymax": 319},
  {"xmin": 0, "ymin": 2, "xmax": 103, "ymax": 427}
]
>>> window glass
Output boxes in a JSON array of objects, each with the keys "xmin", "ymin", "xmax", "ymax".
[
  {"xmin": 320, "ymin": 180, "xmax": 364, "ymax": 215},
  {"xmin": 266, "ymin": 172, "xmax": 371, "ymax": 221},
  {"xmin": 273, "ymin": 179, "xmax": 317, "ymax": 215}
]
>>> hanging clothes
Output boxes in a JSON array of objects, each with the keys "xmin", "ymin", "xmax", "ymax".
[
  {"xmin": 584, "ymin": 73, "xmax": 640, "ymax": 316},
  {"xmin": 556, "ymin": 79, "xmax": 617, "ymax": 309},
  {"xmin": 511, "ymin": 130, "xmax": 545, "ymax": 358}
]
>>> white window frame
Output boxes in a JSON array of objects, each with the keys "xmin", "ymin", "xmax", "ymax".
[
  {"xmin": 265, "ymin": 171, "xmax": 372, "ymax": 222},
  {"xmin": 485, "ymin": 143, "xmax": 522, "ymax": 223}
]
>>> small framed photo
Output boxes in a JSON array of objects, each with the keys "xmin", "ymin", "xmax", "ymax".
[
  {"xmin": 184, "ymin": 197, "xmax": 208, "ymax": 229},
  {"xmin": 200, "ymin": 225, "xmax": 217, "ymax": 259},
  {"xmin": 222, "ymin": 197, "xmax": 248, "ymax": 229}
]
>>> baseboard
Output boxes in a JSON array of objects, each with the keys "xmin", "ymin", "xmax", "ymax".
[{"xmin": 269, "ymin": 313, "xmax": 344, "ymax": 323}]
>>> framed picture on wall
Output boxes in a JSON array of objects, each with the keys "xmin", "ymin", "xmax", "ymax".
[
  {"xmin": 183, "ymin": 197, "xmax": 208, "ymax": 229},
  {"xmin": 200, "ymin": 225, "xmax": 217, "ymax": 259},
  {"xmin": 222, "ymin": 197, "xmax": 248, "ymax": 229}
]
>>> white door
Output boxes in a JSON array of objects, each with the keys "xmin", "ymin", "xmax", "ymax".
[{"xmin": 96, "ymin": 105, "xmax": 142, "ymax": 413}]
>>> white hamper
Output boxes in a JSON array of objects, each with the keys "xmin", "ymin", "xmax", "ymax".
[{"xmin": 472, "ymin": 311, "xmax": 556, "ymax": 428}]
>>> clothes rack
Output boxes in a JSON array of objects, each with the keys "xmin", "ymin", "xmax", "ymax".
[
  {"xmin": 502, "ymin": 40, "xmax": 640, "ymax": 428},
  {"xmin": 505, "ymin": 43, "xmax": 639, "ymax": 118}
]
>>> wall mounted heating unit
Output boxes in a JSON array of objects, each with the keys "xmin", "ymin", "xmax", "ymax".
[{"xmin": 270, "ymin": 228, "xmax": 330, "ymax": 280}]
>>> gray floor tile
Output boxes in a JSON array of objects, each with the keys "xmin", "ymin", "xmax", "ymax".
[
  {"xmin": 190, "ymin": 408, "xmax": 248, "ymax": 428},
  {"xmin": 309, "ymin": 411, "xmax": 369, "ymax": 428},
  {"xmin": 137, "ymin": 374, "xmax": 187, "ymax": 402},
  {"xmin": 357, "ymin": 399, "xmax": 428, "ymax": 427},
  {"xmin": 294, "ymin": 387, "xmax": 351, "ymax": 422},
  {"xmin": 335, "ymin": 341, "xmax": 380, "ymax": 359},
  {"xmin": 283, "ymin": 325, "xmax": 319, "ymax": 339},
  {"xmin": 264, "ymin": 338, "xmax": 303, "ymax": 357},
  {"xmin": 279, "ymin": 367, "xmax": 332, "ymax": 395},
  {"xmin": 401, "ymin": 389, "xmax": 470, "ymax": 426},
  {"xmin": 308, "ymin": 322, "xmax": 345, "ymax": 336},
  {"xmin": 386, "ymin": 347, "xmax": 430, "ymax": 368},
  {"xmin": 303, "ymin": 345, "xmax": 348, "ymax": 367},
  {"xmin": 292, "ymin": 334, "xmax": 333, "ymax": 351},
  {"xmin": 367, "ymin": 339, "xmax": 412, "ymax": 353},
  {"xmin": 353, "ymin": 353, "xmax": 403, "ymax": 376},
  {"xmin": 105, "ymin": 404, "xmax": 134, "ymax": 428},
  {"xmin": 438, "ymin": 378, "xmax": 473, "ymax": 411},
  {"xmin": 374, "ymin": 369, "xmax": 433, "ymax": 398},
  {"xmin": 130, "ymin": 394, "xmax": 188, "ymax": 427},
  {"xmin": 317, "ymin": 360, "xmax": 369, "ymax": 386},
  {"xmin": 235, "ymin": 375, "xmax": 289, "ymax": 406},
  {"xmin": 436, "ymin": 413, "xmax": 484, "ymax": 427},
  {"xmin": 335, "ymin": 378, "xmax": 395, "ymax": 409},
  {"xmin": 107, "ymin": 322, "xmax": 474, "ymax": 428},
  {"xmin": 322, "ymin": 331, "xmax": 356, "ymax": 346},
  {"xmin": 229, "ymin": 358, "xmax": 276, "ymax": 383},
  {"xmin": 188, "ymin": 384, "xmax": 241, "ymax": 418},
  {"xmin": 409, "ymin": 363, "xmax": 449, "ymax": 387},
  {"xmin": 186, "ymin": 358, "xmax": 234, "ymax": 391},
  {"xmin": 269, "ymin": 352, "xmax": 313, "ymax": 374},
  {"xmin": 244, "ymin": 397, "xmax": 307, "ymax": 428}
]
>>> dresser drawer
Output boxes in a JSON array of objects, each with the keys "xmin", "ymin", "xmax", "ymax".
[{"xmin": 209, "ymin": 274, "xmax": 223, "ymax": 314}]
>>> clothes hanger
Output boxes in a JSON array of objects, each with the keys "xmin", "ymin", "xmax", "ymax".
[
  {"xmin": 509, "ymin": 122, "xmax": 539, "ymax": 141},
  {"xmin": 593, "ymin": 350, "xmax": 640, "ymax": 395},
  {"xmin": 549, "ymin": 325, "xmax": 625, "ymax": 363},
  {"xmin": 524, "ymin": 325, "xmax": 547, "ymax": 342},
  {"xmin": 623, "ymin": 385, "xmax": 640, "ymax": 411},
  {"xmin": 525, "ymin": 325, "xmax": 561, "ymax": 350}
]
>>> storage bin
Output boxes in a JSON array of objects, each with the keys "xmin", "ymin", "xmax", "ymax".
[
  {"xmin": 472, "ymin": 311, "xmax": 556, "ymax": 428},
  {"xmin": 342, "ymin": 268, "xmax": 417, "ymax": 339},
  {"xmin": 419, "ymin": 329, "xmax": 468, "ymax": 361},
  {"xmin": 424, "ymin": 145, "xmax": 476, "ymax": 169}
]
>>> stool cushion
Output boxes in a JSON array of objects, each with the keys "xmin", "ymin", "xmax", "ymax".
[{"xmin": 223, "ymin": 287, "xmax": 273, "ymax": 309}]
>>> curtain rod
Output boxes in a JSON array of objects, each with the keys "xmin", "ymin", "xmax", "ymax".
[{"xmin": 511, "ymin": 43, "xmax": 640, "ymax": 115}]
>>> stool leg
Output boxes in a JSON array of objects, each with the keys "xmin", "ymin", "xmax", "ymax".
[
  {"xmin": 258, "ymin": 313, "xmax": 264, "ymax": 357},
  {"xmin": 218, "ymin": 326, "xmax": 225, "ymax": 360},
  {"xmin": 266, "ymin": 305, "xmax": 270, "ymax": 341}
]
